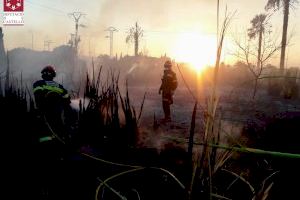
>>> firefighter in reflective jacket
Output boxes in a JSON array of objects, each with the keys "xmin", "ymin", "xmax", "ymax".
[
  {"xmin": 33, "ymin": 66, "xmax": 73, "ymax": 198},
  {"xmin": 33, "ymin": 65, "xmax": 71, "ymax": 159},
  {"xmin": 33, "ymin": 65, "xmax": 70, "ymax": 111},
  {"xmin": 159, "ymin": 60, "xmax": 178, "ymax": 122}
]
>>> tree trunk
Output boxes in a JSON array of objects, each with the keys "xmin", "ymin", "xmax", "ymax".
[
  {"xmin": 134, "ymin": 35, "xmax": 138, "ymax": 56},
  {"xmin": 257, "ymin": 24, "xmax": 263, "ymax": 69},
  {"xmin": 252, "ymin": 78, "xmax": 258, "ymax": 99},
  {"xmin": 134, "ymin": 23, "xmax": 139, "ymax": 56},
  {"xmin": 279, "ymin": 0, "xmax": 290, "ymax": 72}
]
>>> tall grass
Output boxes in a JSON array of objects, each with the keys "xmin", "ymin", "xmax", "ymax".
[
  {"xmin": 187, "ymin": 9, "xmax": 241, "ymax": 200},
  {"xmin": 1, "ymin": 56, "xmax": 36, "ymax": 161},
  {"xmin": 76, "ymin": 63, "xmax": 145, "ymax": 155},
  {"xmin": 185, "ymin": 9, "xmax": 286, "ymax": 199}
]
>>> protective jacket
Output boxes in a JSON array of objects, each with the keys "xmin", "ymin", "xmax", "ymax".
[
  {"xmin": 33, "ymin": 79, "xmax": 71, "ymax": 143},
  {"xmin": 33, "ymin": 80, "xmax": 70, "ymax": 111},
  {"xmin": 159, "ymin": 69, "xmax": 178, "ymax": 103},
  {"xmin": 159, "ymin": 69, "xmax": 177, "ymax": 121}
]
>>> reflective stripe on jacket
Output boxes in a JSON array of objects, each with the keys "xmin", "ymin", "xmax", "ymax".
[{"xmin": 33, "ymin": 80, "xmax": 69, "ymax": 98}]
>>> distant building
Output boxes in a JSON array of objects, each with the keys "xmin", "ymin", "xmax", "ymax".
[{"xmin": 0, "ymin": 27, "xmax": 6, "ymax": 72}]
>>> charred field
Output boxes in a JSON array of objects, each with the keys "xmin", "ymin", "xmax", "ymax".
[
  {"xmin": 1, "ymin": 63, "xmax": 300, "ymax": 200},
  {"xmin": 1, "ymin": 0, "xmax": 300, "ymax": 198}
]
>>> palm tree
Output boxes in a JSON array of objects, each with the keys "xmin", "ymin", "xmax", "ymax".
[
  {"xmin": 126, "ymin": 22, "xmax": 143, "ymax": 56},
  {"xmin": 248, "ymin": 14, "xmax": 268, "ymax": 69},
  {"xmin": 265, "ymin": 0, "xmax": 297, "ymax": 71}
]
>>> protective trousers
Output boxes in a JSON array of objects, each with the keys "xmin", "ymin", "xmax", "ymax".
[{"xmin": 162, "ymin": 92, "xmax": 173, "ymax": 120}]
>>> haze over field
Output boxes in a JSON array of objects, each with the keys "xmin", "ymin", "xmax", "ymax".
[
  {"xmin": 1, "ymin": 1, "xmax": 300, "ymax": 200},
  {"xmin": 1, "ymin": 0, "xmax": 300, "ymax": 67}
]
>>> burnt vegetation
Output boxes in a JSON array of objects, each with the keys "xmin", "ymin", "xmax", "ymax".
[
  {"xmin": 1, "ymin": 56, "xmax": 300, "ymax": 200},
  {"xmin": 1, "ymin": 2, "xmax": 300, "ymax": 200}
]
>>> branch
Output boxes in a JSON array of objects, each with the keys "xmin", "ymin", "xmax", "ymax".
[{"xmin": 233, "ymin": 38, "xmax": 257, "ymax": 77}]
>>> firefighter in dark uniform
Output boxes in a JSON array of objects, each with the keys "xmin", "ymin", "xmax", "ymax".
[
  {"xmin": 33, "ymin": 65, "xmax": 73, "ymax": 199},
  {"xmin": 33, "ymin": 65, "xmax": 71, "ymax": 160},
  {"xmin": 159, "ymin": 60, "xmax": 178, "ymax": 122}
]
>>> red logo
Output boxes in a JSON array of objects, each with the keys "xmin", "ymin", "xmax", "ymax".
[{"xmin": 4, "ymin": 0, "xmax": 23, "ymax": 12}]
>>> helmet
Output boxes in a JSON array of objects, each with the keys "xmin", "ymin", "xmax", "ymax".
[
  {"xmin": 41, "ymin": 65, "xmax": 56, "ymax": 80},
  {"xmin": 164, "ymin": 60, "xmax": 172, "ymax": 69}
]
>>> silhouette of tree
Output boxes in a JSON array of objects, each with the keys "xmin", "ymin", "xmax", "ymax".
[
  {"xmin": 234, "ymin": 20, "xmax": 280, "ymax": 99},
  {"xmin": 248, "ymin": 14, "xmax": 268, "ymax": 69},
  {"xmin": 126, "ymin": 22, "xmax": 143, "ymax": 56},
  {"xmin": 265, "ymin": 0, "xmax": 298, "ymax": 71}
]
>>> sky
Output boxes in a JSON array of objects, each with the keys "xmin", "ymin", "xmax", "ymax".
[{"xmin": 1, "ymin": 0, "xmax": 300, "ymax": 67}]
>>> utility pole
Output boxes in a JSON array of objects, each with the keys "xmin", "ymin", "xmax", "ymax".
[
  {"xmin": 68, "ymin": 12, "xmax": 86, "ymax": 56},
  {"xmin": 44, "ymin": 40, "xmax": 54, "ymax": 51},
  {"xmin": 31, "ymin": 32, "xmax": 34, "ymax": 50},
  {"xmin": 217, "ymin": 0, "xmax": 220, "ymax": 44},
  {"xmin": 105, "ymin": 26, "xmax": 118, "ymax": 58},
  {"xmin": 89, "ymin": 37, "xmax": 91, "ymax": 58},
  {"xmin": 0, "ymin": 27, "xmax": 6, "ymax": 72},
  {"xmin": 68, "ymin": 34, "xmax": 75, "ymax": 47}
]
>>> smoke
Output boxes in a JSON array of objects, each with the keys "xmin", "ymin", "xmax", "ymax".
[
  {"xmin": 70, "ymin": 98, "xmax": 90, "ymax": 112},
  {"xmin": 97, "ymin": 0, "xmax": 213, "ymax": 30},
  {"xmin": 137, "ymin": 124, "xmax": 192, "ymax": 156},
  {"xmin": 2, "ymin": 0, "xmax": 215, "ymax": 57},
  {"xmin": 6, "ymin": 46, "xmax": 86, "ymax": 90},
  {"xmin": 98, "ymin": 0, "xmax": 170, "ymax": 29},
  {"xmin": 92, "ymin": 0, "xmax": 218, "ymax": 57},
  {"xmin": 127, "ymin": 63, "xmax": 139, "ymax": 75}
]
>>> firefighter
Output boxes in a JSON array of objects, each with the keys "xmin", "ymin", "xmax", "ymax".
[
  {"xmin": 33, "ymin": 65, "xmax": 70, "ymax": 111},
  {"xmin": 159, "ymin": 60, "xmax": 178, "ymax": 122},
  {"xmin": 33, "ymin": 65, "xmax": 71, "ymax": 160},
  {"xmin": 33, "ymin": 65, "xmax": 76, "ymax": 199}
]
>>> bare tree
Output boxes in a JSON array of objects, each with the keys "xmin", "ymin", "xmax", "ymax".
[
  {"xmin": 126, "ymin": 22, "xmax": 143, "ymax": 56},
  {"xmin": 234, "ymin": 22, "xmax": 280, "ymax": 99},
  {"xmin": 265, "ymin": 0, "xmax": 298, "ymax": 72}
]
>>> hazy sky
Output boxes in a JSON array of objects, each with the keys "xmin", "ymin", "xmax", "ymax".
[{"xmin": 1, "ymin": 0, "xmax": 299, "ymax": 67}]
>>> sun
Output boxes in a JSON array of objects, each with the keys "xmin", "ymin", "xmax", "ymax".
[{"xmin": 171, "ymin": 32, "xmax": 217, "ymax": 72}]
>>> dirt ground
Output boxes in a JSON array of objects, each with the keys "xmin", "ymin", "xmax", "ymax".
[{"xmin": 126, "ymin": 85, "xmax": 300, "ymax": 152}]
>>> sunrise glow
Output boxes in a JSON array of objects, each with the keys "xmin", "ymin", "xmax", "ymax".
[{"xmin": 171, "ymin": 33, "xmax": 217, "ymax": 72}]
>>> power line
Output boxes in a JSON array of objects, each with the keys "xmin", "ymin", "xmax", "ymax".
[{"xmin": 26, "ymin": 0, "xmax": 66, "ymax": 15}]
